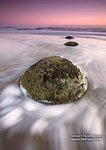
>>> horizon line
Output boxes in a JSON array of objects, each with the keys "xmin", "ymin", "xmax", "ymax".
[{"xmin": 0, "ymin": 24, "xmax": 106, "ymax": 28}]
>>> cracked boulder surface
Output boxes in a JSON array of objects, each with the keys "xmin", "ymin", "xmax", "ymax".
[{"xmin": 20, "ymin": 56, "xmax": 88, "ymax": 104}]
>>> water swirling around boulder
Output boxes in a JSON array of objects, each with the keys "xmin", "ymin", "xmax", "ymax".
[
  {"xmin": 64, "ymin": 41, "xmax": 79, "ymax": 46},
  {"xmin": 20, "ymin": 56, "xmax": 88, "ymax": 104}
]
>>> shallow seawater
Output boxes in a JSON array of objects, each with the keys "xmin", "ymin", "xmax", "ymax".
[{"xmin": 0, "ymin": 33, "xmax": 106, "ymax": 150}]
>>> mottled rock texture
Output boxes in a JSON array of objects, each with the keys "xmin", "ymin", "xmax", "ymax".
[{"xmin": 20, "ymin": 56, "xmax": 87, "ymax": 104}]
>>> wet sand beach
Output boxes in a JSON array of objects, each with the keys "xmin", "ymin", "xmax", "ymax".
[{"xmin": 0, "ymin": 32, "xmax": 106, "ymax": 150}]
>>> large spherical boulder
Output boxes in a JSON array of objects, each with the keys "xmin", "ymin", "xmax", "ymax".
[
  {"xmin": 20, "ymin": 56, "xmax": 87, "ymax": 104},
  {"xmin": 64, "ymin": 41, "xmax": 79, "ymax": 46},
  {"xmin": 65, "ymin": 36, "xmax": 74, "ymax": 39}
]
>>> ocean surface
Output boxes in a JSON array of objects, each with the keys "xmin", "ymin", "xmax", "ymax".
[
  {"xmin": 0, "ymin": 25, "xmax": 106, "ymax": 36},
  {"xmin": 0, "ymin": 27, "xmax": 106, "ymax": 150}
]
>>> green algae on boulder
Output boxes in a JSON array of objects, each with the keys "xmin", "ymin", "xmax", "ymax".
[
  {"xmin": 64, "ymin": 41, "xmax": 79, "ymax": 46},
  {"xmin": 20, "ymin": 56, "xmax": 87, "ymax": 104}
]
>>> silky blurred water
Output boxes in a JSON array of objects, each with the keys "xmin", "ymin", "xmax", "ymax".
[{"xmin": 0, "ymin": 33, "xmax": 106, "ymax": 150}]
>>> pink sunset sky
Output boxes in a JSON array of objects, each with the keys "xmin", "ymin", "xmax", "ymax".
[{"xmin": 0, "ymin": 0, "xmax": 106, "ymax": 27}]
